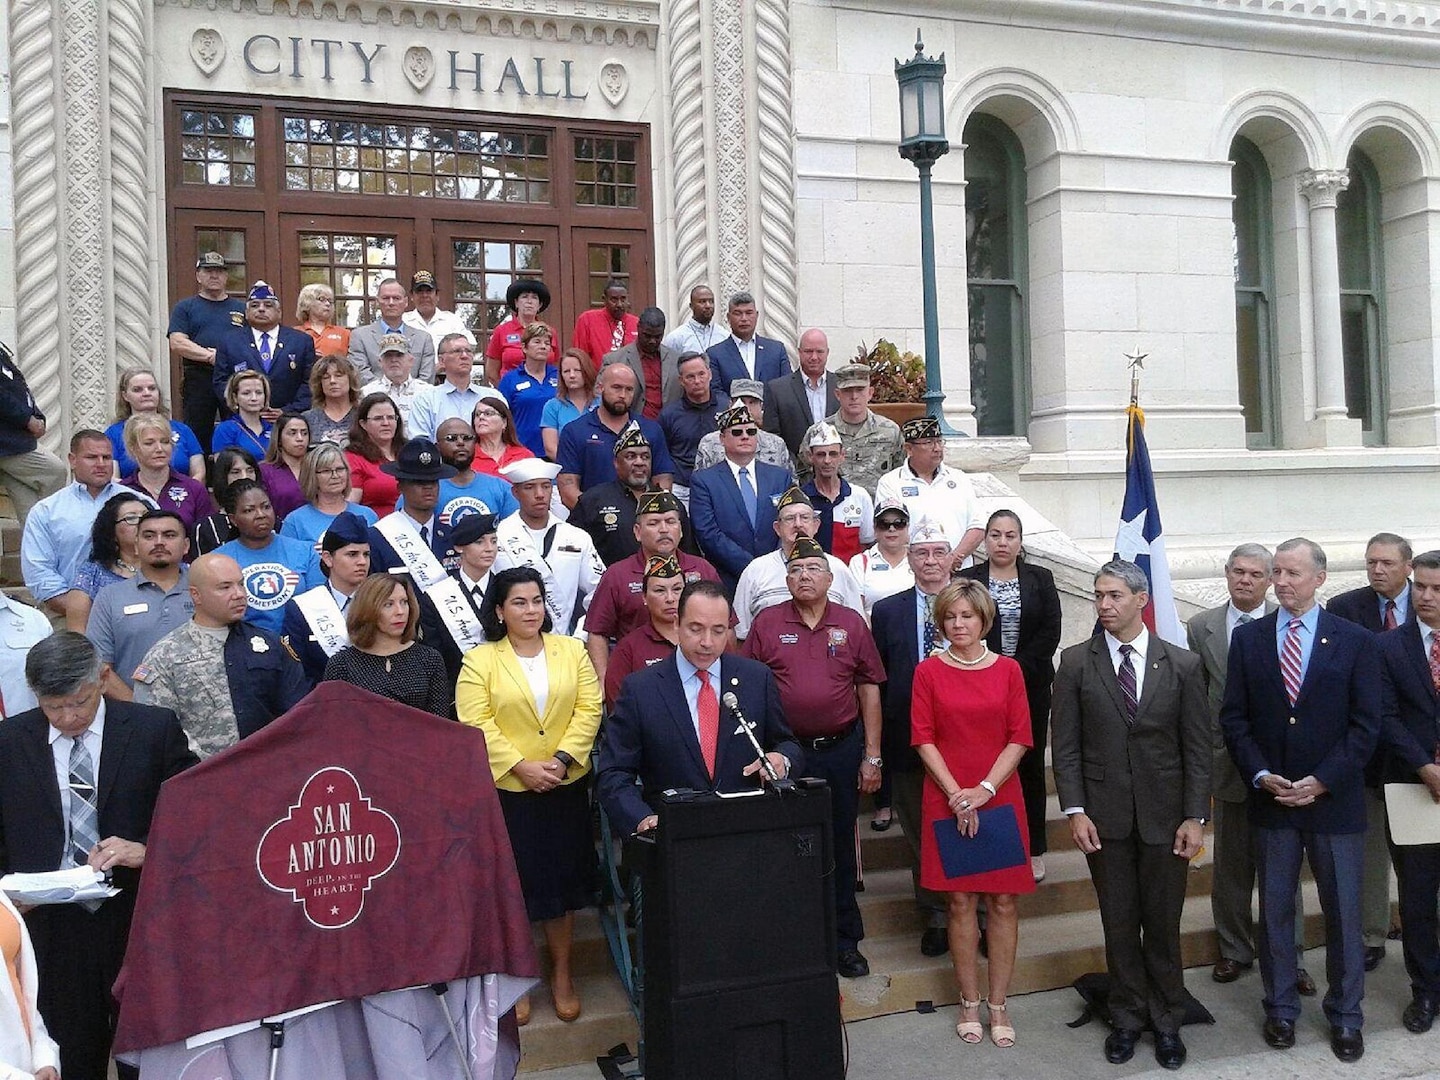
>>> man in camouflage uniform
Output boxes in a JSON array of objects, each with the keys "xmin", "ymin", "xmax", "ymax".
[
  {"xmin": 800, "ymin": 363, "xmax": 902, "ymax": 495},
  {"xmin": 133, "ymin": 552, "xmax": 310, "ymax": 757}
]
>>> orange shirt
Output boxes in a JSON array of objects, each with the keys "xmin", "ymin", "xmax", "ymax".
[{"xmin": 300, "ymin": 322, "xmax": 352, "ymax": 359}]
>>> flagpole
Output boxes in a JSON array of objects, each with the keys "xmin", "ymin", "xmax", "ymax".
[{"xmin": 1124, "ymin": 344, "xmax": 1148, "ymax": 408}]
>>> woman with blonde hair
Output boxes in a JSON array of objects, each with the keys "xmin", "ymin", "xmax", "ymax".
[
  {"xmin": 120, "ymin": 413, "xmax": 215, "ymax": 532},
  {"xmin": 471, "ymin": 396, "xmax": 533, "ymax": 478},
  {"xmin": 301, "ymin": 353, "xmax": 361, "ymax": 448},
  {"xmin": 106, "ymin": 366, "xmax": 205, "ymax": 479},
  {"xmin": 322, "ymin": 573, "xmax": 450, "ymax": 717},
  {"xmin": 457, "ymin": 566, "xmax": 601, "ymax": 1026},
  {"xmin": 210, "ymin": 370, "xmax": 273, "ymax": 459},
  {"xmin": 279, "ymin": 442, "xmax": 378, "ymax": 548},
  {"xmin": 541, "ymin": 348, "xmax": 597, "ymax": 460},
  {"xmin": 912, "ymin": 578, "xmax": 1033, "ymax": 1048},
  {"xmin": 295, "ymin": 282, "xmax": 351, "ymax": 359}
]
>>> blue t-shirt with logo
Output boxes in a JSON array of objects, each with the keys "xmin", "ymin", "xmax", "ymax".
[
  {"xmin": 499, "ymin": 365, "xmax": 559, "ymax": 458},
  {"xmin": 168, "ymin": 294, "xmax": 245, "ymax": 351},
  {"xmin": 215, "ymin": 533, "xmax": 324, "ymax": 634}
]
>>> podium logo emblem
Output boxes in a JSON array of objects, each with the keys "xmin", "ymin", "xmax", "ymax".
[{"xmin": 256, "ymin": 767, "xmax": 401, "ymax": 929}]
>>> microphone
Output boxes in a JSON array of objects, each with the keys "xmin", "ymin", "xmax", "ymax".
[{"xmin": 721, "ymin": 691, "xmax": 785, "ymax": 786}]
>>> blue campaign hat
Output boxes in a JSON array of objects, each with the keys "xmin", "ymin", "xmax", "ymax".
[
  {"xmin": 321, "ymin": 511, "xmax": 371, "ymax": 551},
  {"xmin": 247, "ymin": 280, "xmax": 279, "ymax": 303}
]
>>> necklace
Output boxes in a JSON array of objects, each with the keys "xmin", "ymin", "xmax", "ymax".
[
  {"xmin": 115, "ymin": 558, "xmax": 138, "ymax": 575},
  {"xmin": 947, "ymin": 644, "xmax": 990, "ymax": 667}
]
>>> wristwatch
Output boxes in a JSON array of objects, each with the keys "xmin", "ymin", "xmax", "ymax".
[
  {"xmin": 864, "ymin": 755, "xmax": 884, "ymax": 769},
  {"xmin": 554, "ymin": 751, "xmax": 576, "ymax": 773}
]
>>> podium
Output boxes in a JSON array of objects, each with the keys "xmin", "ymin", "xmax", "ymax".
[{"xmin": 638, "ymin": 784, "xmax": 844, "ymax": 1080}]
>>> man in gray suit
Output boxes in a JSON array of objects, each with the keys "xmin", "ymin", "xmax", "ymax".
[
  {"xmin": 347, "ymin": 277, "xmax": 437, "ymax": 385},
  {"xmin": 764, "ymin": 328, "xmax": 838, "ymax": 461},
  {"xmin": 602, "ymin": 306, "xmax": 683, "ymax": 421},
  {"xmin": 1053, "ymin": 559, "xmax": 1210, "ymax": 1071},
  {"xmin": 1188, "ymin": 544, "xmax": 1313, "ymax": 993}
]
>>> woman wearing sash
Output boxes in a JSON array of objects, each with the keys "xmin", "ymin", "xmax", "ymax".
[
  {"xmin": 456, "ymin": 566, "xmax": 601, "ymax": 1027},
  {"xmin": 323, "ymin": 573, "xmax": 450, "ymax": 718},
  {"xmin": 418, "ymin": 511, "xmax": 499, "ymax": 687},
  {"xmin": 280, "ymin": 510, "xmax": 372, "ymax": 683}
]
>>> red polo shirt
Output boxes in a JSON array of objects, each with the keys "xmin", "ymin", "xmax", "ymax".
[
  {"xmin": 604, "ymin": 621, "xmax": 678, "ymax": 707},
  {"xmin": 585, "ymin": 550, "xmax": 725, "ymax": 640},
  {"xmin": 742, "ymin": 600, "xmax": 885, "ymax": 738}
]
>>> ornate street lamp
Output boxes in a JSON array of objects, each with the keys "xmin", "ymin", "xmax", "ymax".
[{"xmin": 895, "ymin": 30, "xmax": 956, "ymax": 434}]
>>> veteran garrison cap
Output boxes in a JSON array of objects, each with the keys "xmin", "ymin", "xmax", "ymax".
[
  {"xmin": 246, "ymin": 281, "xmax": 279, "ymax": 303},
  {"xmin": 716, "ymin": 404, "xmax": 754, "ymax": 431},
  {"xmin": 835, "ymin": 363, "xmax": 873, "ymax": 390},
  {"xmin": 635, "ymin": 489, "xmax": 680, "ymax": 517},
  {"xmin": 786, "ymin": 536, "xmax": 827, "ymax": 565},
  {"xmin": 775, "ymin": 486, "xmax": 812, "ymax": 512},
  {"xmin": 902, "ymin": 415, "xmax": 942, "ymax": 441},
  {"xmin": 910, "ymin": 517, "xmax": 949, "ymax": 545},
  {"xmin": 612, "ymin": 423, "xmax": 650, "ymax": 456},
  {"xmin": 806, "ymin": 422, "xmax": 842, "ymax": 448},
  {"xmin": 644, "ymin": 554, "xmax": 683, "ymax": 581}
]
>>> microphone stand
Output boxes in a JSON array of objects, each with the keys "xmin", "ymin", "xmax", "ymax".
[{"xmin": 722, "ymin": 692, "xmax": 794, "ymax": 793}]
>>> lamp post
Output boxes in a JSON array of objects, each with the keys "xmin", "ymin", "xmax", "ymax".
[{"xmin": 894, "ymin": 30, "xmax": 956, "ymax": 434}]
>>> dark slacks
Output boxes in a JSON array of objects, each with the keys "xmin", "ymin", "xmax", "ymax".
[
  {"xmin": 1015, "ymin": 705, "xmax": 1050, "ymax": 855},
  {"xmin": 801, "ymin": 724, "xmax": 865, "ymax": 952},
  {"xmin": 1389, "ymin": 835, "xmax": 1440, "ymax": 998},
  {"xmin": 1212, "ymin": 795, "xmax": 1305, "ymax": 964},
  {"xmin": 181, "ymin": 360, "xmax": 218, "ymax": 451},
  {"xmin": 1086, "ymin": 829, "xmax": 1189, "ymax": 1033},
  {"xmin": 26, "ymin": 896, "xmax": 137, "ymax": 1080},
  {"xmin": 889, "ymin": 767, "xmax": 947, "ymax": 929},
  {"xmin": 1255, "ymin": 825, "xmax": 1365, "ymax": 1028}
]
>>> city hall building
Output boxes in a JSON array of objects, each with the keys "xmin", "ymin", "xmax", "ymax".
[{"xmin": 4, "ymin": 0, "xmax": 1440, "ymax": 577}]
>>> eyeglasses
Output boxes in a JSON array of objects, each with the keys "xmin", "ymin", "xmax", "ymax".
[
  {"xmin": 316, "ymin": 466, "xmax": 348, "ymax": 477},
  {"xmin": 727, "ymin": 426, "xmax": 759, "ymax": 437},
  {"xmin": 786, "ymin": 564, "xmax": 830, "ymax": 578},
  {"xmin": 442, "ymin": 347, "xmax": 474, "ymax": 357},
  {"xmin": 441, "ymin": 433, "xmax": 476, "ymax": 443},
  {"xmin": 877, "ymin": 520, "xmax": 907, "ymax": 530},
  {"xmin": 473, "ymin": 408, "xmax": 501, "ymax": 420},
  {"xmin": 115, "ymin": 514, "xmax": 145, "ymax": 526}
]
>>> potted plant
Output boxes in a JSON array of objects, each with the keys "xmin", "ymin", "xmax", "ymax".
[{"xmin": 855, "ymin": 339, "xmax": 926, "ymax": 425}]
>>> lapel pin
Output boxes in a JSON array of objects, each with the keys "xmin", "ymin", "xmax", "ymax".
[
  {"xmin": 730, "ymin": 677, "xmax": 739, "ymax": 686},
  {"xmin": 1152, "ymin": 663, "xmax": 1159, "ymax": 669},
  {"xmin": 1320, "ymin": 637, "xmax": 1328, "ymax": 645}
]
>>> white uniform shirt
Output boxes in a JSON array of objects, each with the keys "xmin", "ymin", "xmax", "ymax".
[
  {"xmin": 874, "ymin": 462, "xmax": 984, "ymax": 549},
  {"xmin": 402, "ymin": 308, "xmax": 475, "ymax": 352},
  {"xmin": 493, "ymin": 513, "xmax": 604, "ymax": 638},
  {"xmin": 732, "ymin": 548, "xmax": 863, "ymax": 640},
  {"xmin": 0, "ymin": 594, "xmax": 51, "ymax": 716}
]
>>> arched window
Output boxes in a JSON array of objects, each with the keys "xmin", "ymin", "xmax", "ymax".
[
  {"xmin": 1230, "ymin": 136, "xmax": 1279, "ymax": 447},
  {"xmin": 1336, "ymin": 149, "xmax": 1387, "ymax": 443},
  {"xmin": 963, "ymin": 115, "xmax": 1029, "ymax": 438}
]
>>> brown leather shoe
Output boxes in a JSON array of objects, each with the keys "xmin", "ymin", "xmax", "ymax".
[
  {"xmin": 1212, "ymin": 957, "xmax": 1252, "ymax": 983},
  {"xmin": 1297, "ymin": 968, "xmax": 1317, "ymax": 997}
]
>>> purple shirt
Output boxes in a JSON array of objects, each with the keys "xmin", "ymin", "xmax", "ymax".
[
  {"xmin": 260, "ymin": 462, "xmax": 306, "ymax": 523},
  {"xmin": 122, "ymin": 469, "xmax": 217, "ymax": 536}
]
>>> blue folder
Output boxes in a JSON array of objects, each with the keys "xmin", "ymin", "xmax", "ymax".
[{"xmin": 931, "ymin": 803, "xmax": 1026, "ymax": 879}]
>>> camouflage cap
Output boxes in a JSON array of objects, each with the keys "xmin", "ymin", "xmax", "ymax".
[{"xmin": 835, "ymin": 363, "xmax": 873, "ymax": 390}]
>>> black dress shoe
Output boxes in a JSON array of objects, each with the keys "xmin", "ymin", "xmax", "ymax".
[
  {"xmin": 920, "ymin": 927, "xmax": 949, "ymax": 957},
  {"xmin": 1262, "ymin": 1017, "xmax": 1296, "ymax": 1049},
  {"xmin": 1212, "ymin": 958, "xmax": 1251, "ymax": 983},
  {"xmin": 1330, "ymin": 1026, "xmax": 1364, "ymax": 1062},
  {"xmin": 1363, "ymin": 945, "xmax": 1385, "ymax": 971},
  {"xmin": 1296, "ymin": 968, "xmax": 1317, "ymax": 997},
  {"xmin": 1403, "ymin": 994, "xmax": 1439, "ymax": 1034},
  {"xmin": 1154, "ymin": 1031, "xmax": 1186, "ymax": 1070},
  {"xmin": 837, "ymin": 948, "xmax": 870, "ymax": 978},
  {"xmin": 1104, "ymin": 1028, "xmax": 1141, "ymax": 1064}
]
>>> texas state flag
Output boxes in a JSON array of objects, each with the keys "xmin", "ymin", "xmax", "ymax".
[{"xmin": 1111, "ymin": 404, "xmax": 1184, "ymax": 646}]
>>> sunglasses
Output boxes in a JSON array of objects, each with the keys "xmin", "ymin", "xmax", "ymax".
[
  {"xmin": 727, "ymin": 426, "xmax": 759, "ymax": 437},
  {"xmin": 441, "ymin": 433, "xmax": 476, "ymax": 443},
  {"xmin": 877, "ymin": 519, "xmax": 907, "ymax": 530}
]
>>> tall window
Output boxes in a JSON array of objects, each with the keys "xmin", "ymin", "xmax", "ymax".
[
  {"xmin": 1230, "ymin": 136, "xmax": 1279, "ymax": 446},
  {"xmin": 963, "ymin": 115, "xmax": 1029, "ymax": 438},
  {"xmin": 1336, "ymin": 149, "xmax": 1387, "ymax": 443}
]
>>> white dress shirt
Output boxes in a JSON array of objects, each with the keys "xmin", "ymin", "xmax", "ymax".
[
  {"xmin": 1225, "ymin": 602, "xmax": 1264, "ymax": 645},
  {"xmin": 1062, "ymin": 628, "xmax": 1149, "ymax": 817},
  {"xmin": 48, "ymin": 701, "xmax": 106, "ymax": 865},
  {"xmin": 732, "ymin": 335, "xmax": 757, "ymax": 379},
  {"xmin": 664, "ymin": 319, "xmax": 721, "ymax": 357}
]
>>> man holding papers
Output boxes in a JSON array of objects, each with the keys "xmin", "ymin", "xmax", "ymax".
[
  {"xmin": 0, "ymin": 631, "xmax": 196, "ymax": 1080},
  {"xmin": 1376, "ymin": 549, "xmax": 1440, "ymax": 1034},
  {"xmin": 1052, "ymin": 559, "xmax": 1209, "ymax": 1071}
]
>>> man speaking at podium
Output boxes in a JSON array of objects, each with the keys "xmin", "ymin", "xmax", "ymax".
[{"xmin": 599, "ymin": 580, "xmax": 803, "ymax": 835}]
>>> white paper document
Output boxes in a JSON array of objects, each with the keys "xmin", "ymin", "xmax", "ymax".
[
  {"xmin": 0, "ymin": 866, "xmax": 120, "ymax": 906},
  {"xmin": 1384, "ymin": 783, "xmax": 1440, "ymax": 846}
]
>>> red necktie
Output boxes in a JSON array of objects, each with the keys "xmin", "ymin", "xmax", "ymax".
[
  {"xmin": 1429, "ymin": 633, "xmax": 1440, "ymax": 696},
  {"xmin": 696, "ymin": 669, "xmax": 719, "ymax": 779},
  {"xmin": 1281, "ymin": 618, "xmax": 1303, "ymax": 706},
  {"xmin": 1384, "ymin": 599, "xmax": 1398, "ymax": 630}
]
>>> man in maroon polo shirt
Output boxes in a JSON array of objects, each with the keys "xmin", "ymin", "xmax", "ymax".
[
  {"xmin": 584, "ymin": 489, "xmax": 722, "ymax": 686},
  {"xmin": 604, "ymin": 554, "xmax": 684, "ymax": 708},
  {"xmin": 742, "ymin": 535, "xmax": 885, "ymax": 979}
]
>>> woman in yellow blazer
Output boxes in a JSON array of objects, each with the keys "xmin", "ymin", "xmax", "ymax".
[{"xmin": 456, "ymin": 565, "xmax": 602, "ymax": 1027}]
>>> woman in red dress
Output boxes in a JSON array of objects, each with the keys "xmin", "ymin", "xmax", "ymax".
[{"xmin": 912, "ymin": 578, "xmax": 1034, "ymax": 1048}]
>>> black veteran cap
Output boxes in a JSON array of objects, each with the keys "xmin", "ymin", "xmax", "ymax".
[
  {"xmin": 775, "ymin": 486, "xmax": 812, "ymax": 512},
  {"xmin": 902, "ymin": 416, "xmax": 942, "ymax": 441},
  {"xmin": 612, "ymin": 423, "xmax": 650, "ymax": 456},
  {"xmin": 644, "ymin": 554, "xmax": 683, "ymax": 580},
  {"xmin": 635, "ymin": 489, "xmax": 680, "ymax": 517}
]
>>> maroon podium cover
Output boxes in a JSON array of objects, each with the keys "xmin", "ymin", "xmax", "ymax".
[{"xmin": 113, "ymin": 682, "xmax": 539, "ymax": 1053}]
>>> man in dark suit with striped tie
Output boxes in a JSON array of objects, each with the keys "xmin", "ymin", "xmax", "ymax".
[
  {"xmin": 1221, "ymin": 538, "xmax": 1382, "ymax": 1063},
  {"xmin": 0, "ymin": 632, "xmax": 196, "ymax": 1080},
  {"xmin": 1375, "ymin": 549, "xmax": 1440, "ymax": 1033}
]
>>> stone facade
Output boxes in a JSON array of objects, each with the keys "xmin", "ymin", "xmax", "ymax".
[{"xmin": 5, "ymin": 0, "xmax": 1440, "ymax": 568}]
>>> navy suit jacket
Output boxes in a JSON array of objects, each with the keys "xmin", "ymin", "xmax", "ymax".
[
  {"xmin": 1328, "ymin": 583, "xmax": 1416, "ymax": 633},
  {"xmin": 706, "ymin": 335, "xmax": 789, "ymax": 396},
  {"xmin": 597, "ymin": 652, "xmax": 802, "ymax": 834},
  {"xmin": 1219, "ymin": 608, "xmax": 1381, "ymax": 833},
  {"xmin": 366, "ymin": 517, "xmax": 457, "ymax": 577},
  {"xmin": 0, "ymin": 700, "xmax": 197, "ymax": 890},
  {"xmin": 687, "ymin": 459, "xmax": 793, "ymax": 586},
  {"xmin": 871, "ymin": 587, "xmax": 925, "ymax": 772},
  {"xmin": 1377, "ymin": 622, "xmax": 1440, "ymax": 784},
  {"xmin": 213, "ymin": 325, "xmax": 316, "ymax": 412}
]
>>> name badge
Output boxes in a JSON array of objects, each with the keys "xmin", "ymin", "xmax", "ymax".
[
  {"xmin": 779, "ymin": 633, "xmax": 799, "ymax": 644},
  {"xmin": 123, "ymin": 603, "xmax": 150, "ymax": 615},
  {"xmin": 515, "ymin": 381, "xmax": 532, "ymax": 391},
  {"xmin": 901, "ymin": 485, "xmax": 919, "ymax": 497}
]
